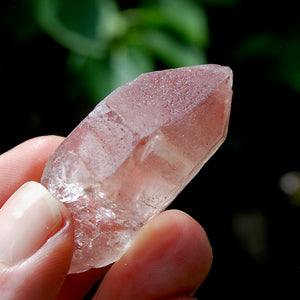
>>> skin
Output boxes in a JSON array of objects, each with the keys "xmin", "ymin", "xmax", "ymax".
[{"xmin": 0, "ymin": 136, "xmax": 212, "ymax": 300}]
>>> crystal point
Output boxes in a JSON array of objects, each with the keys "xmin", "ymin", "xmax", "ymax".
[{"xmin": 41, "ymin": 64, "xmax": 233, "ymax": 273}]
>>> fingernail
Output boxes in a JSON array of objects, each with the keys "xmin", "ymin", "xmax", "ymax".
[{"xmin": 0, "ymin": 181, "xmax": 62, "ymax": 265}]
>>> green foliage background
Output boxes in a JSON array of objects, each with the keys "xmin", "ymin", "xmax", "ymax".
[
  {"xmin": 1, "ymin": 0, "xmax": 300, "ymax": 298},
  {"xmin": 33, "ymin": 0, "xmax": 209, "ymax": 101}
]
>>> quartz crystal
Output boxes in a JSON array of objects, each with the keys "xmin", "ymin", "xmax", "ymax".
[{"xmin": 41, "ymin": 64, "xmax": 233, "ymax": 273}]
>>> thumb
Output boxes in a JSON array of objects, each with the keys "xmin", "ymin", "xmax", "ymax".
[{"xmin": 0, "ymin": 182, "xmax": 74, "ymax": 300}]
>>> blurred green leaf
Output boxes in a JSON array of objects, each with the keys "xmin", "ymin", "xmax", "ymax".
[
  {"xmin": 157, "ymin": 0, "xmax": 209, "ymax": 46},
  {"xmin": 67, "ymin": 46, "xmax": 155, "ymax": 103},
  {"xmin": 31, "ymin": 0, "xmax": 210, "ymax": 103},
  {"xmin": 139, "ymin": 30, "xmax": 207, "ymax": 67},
  {"xmin": 110, "ymin": 46, "xmax": 155, "ymax": 89},
  {"xmin": 134, "ymin": 0, "xmax": 209, "ymax": 46},
  {"xmin": 33, "ymin": 0, "xmax": 126, "ymax": 58},
  {"xmin": 67, "ymin": 54, "xmax": 111, "ymax": 101},
  {"xmin": 57, "ymin": 0, "xmax": 100, "ymax": 39}
]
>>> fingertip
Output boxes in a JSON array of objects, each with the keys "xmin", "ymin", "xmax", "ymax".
[
  {"xmin": 160, "ymin": 209, "xmax": 213, "ymax": 268},
  {"xmin": 25, "ymin": 135, "xmax": 64, "ymax": 157},
  {"xmin": 0, "ymin": 135, "xmax": 64, "ymax": 207},
  {"xmin": 0, "ymin": 182, "xmax": 74, "ymax": 300},
  {"xmin": 95, "ymin": 209, "xmax": 212, "ymax": 299},
  {"xmin": 0, "ymin": 182, "xmax": 64, "ymax": 266},
  {"xmin": 128, "ymin": 209, "xmax": 212, "ymax": 272},
  {"xmin": 146, "ymin": 209, "xmax": 213, "ymax": 286}
]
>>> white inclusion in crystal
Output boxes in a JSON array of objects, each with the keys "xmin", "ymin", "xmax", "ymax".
[
  {"xmin": 97, "ymin": 207, "xmax": 116, "ymax": 220},
  {"xmin": 59, "ymin": 183, "xmax": 85, "ymax": 203},
  {"xmin": 138, "ymin": 132, "xmax": 162, "ymax": 162},
  {"xmin": 147, "ymin": 130, "xmax": 194, "ymax": 175}
]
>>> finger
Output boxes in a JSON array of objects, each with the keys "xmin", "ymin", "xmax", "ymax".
[
  {"xmin": 0, "ymin": 136, "xmax": 110, "ymax": 299},
  {"xmin": 94, "ymin": 210, "xmax": 212, "ymax": 300},
  {"xmin": 56, "ymin": 266, "xmax": 110, "ymax": 300},
  {"xmin": 0, "ymin": 182, "xmax": 74, "ymax": 300},
  {"xmin": 0, "ymin": 135, "xmax": 64, "ymax": 207}
]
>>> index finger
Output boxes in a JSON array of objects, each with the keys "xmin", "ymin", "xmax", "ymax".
[{"xmin": 0, "ymin": 135, "xmax": 64, "ymax": 207}]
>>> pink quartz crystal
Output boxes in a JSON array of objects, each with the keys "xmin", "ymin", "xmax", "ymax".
[{"xmin": 41, "ymin": 64, "xmax": 233, "ymax": 273}]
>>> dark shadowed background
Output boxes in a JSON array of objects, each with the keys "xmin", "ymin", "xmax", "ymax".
[{"xmin": 1, "ymin": 0, "xmax": 300, "ymax": 298}]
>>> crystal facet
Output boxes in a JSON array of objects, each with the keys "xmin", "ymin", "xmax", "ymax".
[{"xmin": 41, "ymin": 64, "xmax": 233, "ymax": 273}]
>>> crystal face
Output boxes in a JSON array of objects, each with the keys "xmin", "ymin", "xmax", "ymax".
[{"xmin": 41, "ymin": 64, "xmax": 233, "ymax": 273}]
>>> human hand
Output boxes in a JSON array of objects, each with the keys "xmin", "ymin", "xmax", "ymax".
[{"xmin": 0, "ymin": 136, "xmax": 212, "ymax": 300}]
